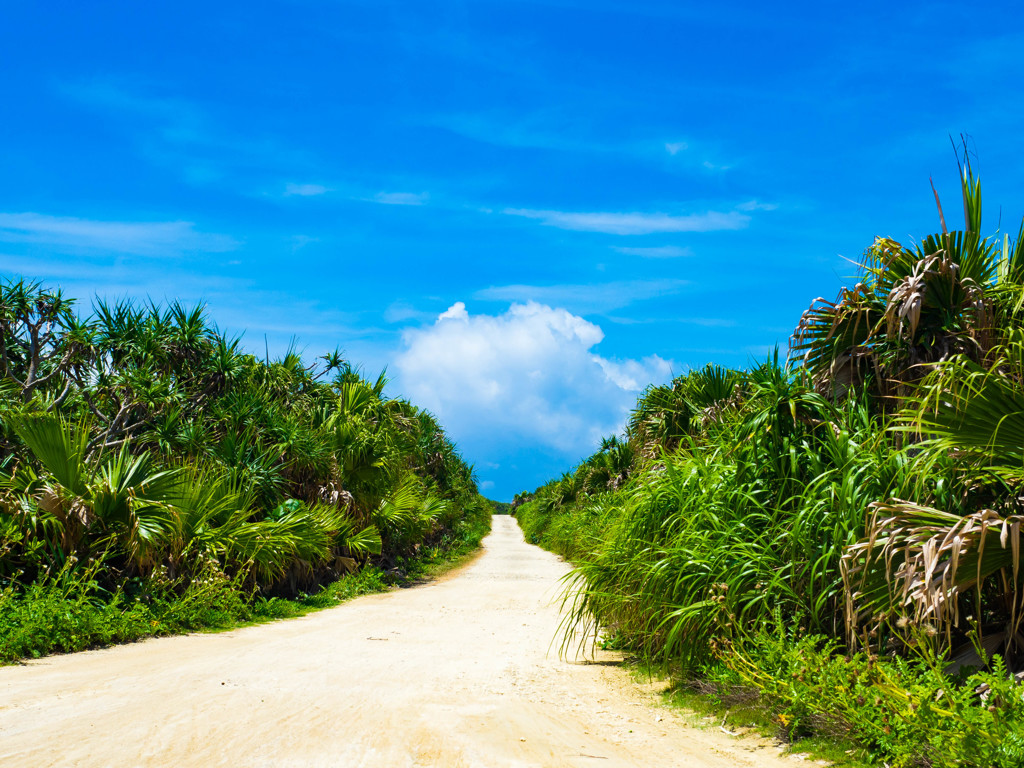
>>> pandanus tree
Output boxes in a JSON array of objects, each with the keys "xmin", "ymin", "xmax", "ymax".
[
  {"xmin": 627, "ymin": 363, "xmax": 745, "ymax": 458},
  {"xmin": 547, "ymin": 152, "xmax": 1024, "ymax": 671},
  {"xmin": 580, "ymin": 436, "xmax": 634, "ymax": 494},
  {"xmin": 792, "ymin": 151, "xmax": 1017, "ymax": 406},
  {"xmin": 830, "ymin": 154, "xmax": 1024, "ymax": 664},
  {"xmin": 842, "ymin": 334, "xmax": 1024, "ymax": 663},
  {"xmin": 1, "ymin": 276, "xmax": 482, "ymax": 607},
  {"xmin": 0, "ymin": 278, "xmax": 80, "ymax": 407},
  {"xmin": 5, "ymin": 411, "xmax": 180, "ymax": 573}
]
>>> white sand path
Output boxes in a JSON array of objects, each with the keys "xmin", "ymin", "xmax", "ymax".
[{"xmin": 0, "ymin": 516, "xmax": 808, "ymax": 767}]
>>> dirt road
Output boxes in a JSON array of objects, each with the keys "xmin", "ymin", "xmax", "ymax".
[{"xmin": 0, "ymin": 516, "xmax": 806, "ymax": 767}]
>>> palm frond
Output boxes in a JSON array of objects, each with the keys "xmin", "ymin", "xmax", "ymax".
[
  {"xmin": 10, "ymin": 412, "xmax": 92, "ymax": 496},
  {"xmin": 842, "ymin": 501, "xmax": 1024, "ymax": 652}
]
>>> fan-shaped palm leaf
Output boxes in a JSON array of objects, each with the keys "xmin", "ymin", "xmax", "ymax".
[{"xmin": 10, "ymin": 412, "xmax": 91, "ymax": 496}]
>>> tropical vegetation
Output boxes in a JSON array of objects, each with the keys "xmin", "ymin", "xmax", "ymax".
[
  {"xmin": 515, "ymin": 149, "xmax": 1024, "ymax": 766},
  {"xmin": 0, "ymin": 282, "xmax": 490, "ymax": 661}
]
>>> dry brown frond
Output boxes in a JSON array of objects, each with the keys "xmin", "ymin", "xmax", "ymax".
[{"xmin": 842, "ymin": 501, "xmax": 1024, "ymax": 658}]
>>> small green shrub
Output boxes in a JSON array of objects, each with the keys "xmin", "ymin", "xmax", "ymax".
[
  {"xmin": 711, "ymin": 628, "xmax": 1024, "ymax": 768},
  {"xmin": 0, "ymin": 561, "xmax": 151, "ymax": 661},
  {"xmin": 148, "ymin": 564, "xmax": 253, "ymax": 631}
]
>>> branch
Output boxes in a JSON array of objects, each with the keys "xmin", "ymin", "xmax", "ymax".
[
  {"xmin": 47, "ymin": 379, "xmax": 75, "ymax": 412},
  {"xmin": 23, "ymin": 348, "xmax": 74, "ymax": 395},
  {"xmin": 76, "ymin": 388, "xmax": 113, "ymax": 424},
  {"xmin": 24, "ymin": 320, "xmax": 41, "ymax": 389}
]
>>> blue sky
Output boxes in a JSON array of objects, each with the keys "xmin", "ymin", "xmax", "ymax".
[{"xmin": 3, "ymin": 2, "xmax": 1024, "ymax": 500}]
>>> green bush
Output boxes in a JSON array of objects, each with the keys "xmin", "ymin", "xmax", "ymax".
[
  {"xmin": 0, "ymin": 504, "xmax": 491, "ymax": 665},
  {"xmin": 712, "ymin": 628, "xmax": 1024, "ymax": 768},
  {"xmin": 0, "ymin": 561, "xmax": 151, "ymax": 661}
]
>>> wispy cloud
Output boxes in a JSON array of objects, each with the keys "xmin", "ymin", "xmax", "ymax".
[
  {"xmin": 430, "ymin": 112, "xmax": 734, "ymax": 176},
  {"xmin": 0, "ymin": 212, "xmax": 237, "ymax": 256},
  {"xmin": 384, "ymin": 301, "xmax": 436, "ymax": 324},
  {"xmin": 290, "ymin": 235, "xmax": 319, "ymax": 251},
  {"xmin": 605, "ymin": 315, "xmax": 736, "ymax": 327},
  {"xmin": 502, "ymin": 207, "xmax": 749, "ymax": 235},
  {"xmin": 284, "ymin": 183, "xmax": 331, "ymax": 197},
  {"xmin": 372, "ymin": 191, "xmax": 429, "ymax": 206},
  {"xmin": 430, "ymin": 112, "xmax": 726, "ymax": 168},
  {"xmin": 683, "ymin": 317, "xmax": 736, "ymax": 327},
  {"xmin": 702, "ymin": 160, "xmax": 730, "ymax": 172},
  {"xmin": 736, "ymin": 199, "xmax": 778, "ymax": 212},
  {"xmin": 0, "ymin": 253, "xmax": 250, "ymax": 307},
  {"xmin": 429, "ymin": 112, "xmax": 612, "ymax": 155},
  {"xmin": 62, "ymin": 80, "xmax": 313, "ymax": 190},
  {"xmin": 612, "ymin": 245, "xmax": 693, "ymax": 258},
  {"xmin": 63, "ymin": 80, "xmax": 203, "ymax": 139},
  {"xmin": 475, "ymin": 279, "xmax": 687, "ymax": 314}
]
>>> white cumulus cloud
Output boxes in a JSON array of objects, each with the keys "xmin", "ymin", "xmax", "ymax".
[
  {"xmin": 437, "ymin": 301, "xmax": 469, "ymax": 321},
  {"xmin": 394, "ymin": 301, "xmax": 673, "ymax": 457}
]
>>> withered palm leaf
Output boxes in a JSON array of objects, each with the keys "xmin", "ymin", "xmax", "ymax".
[
  {"xmin": 791, "ymin": 282, "xmax": 880, "ymax": 396},
  {"xmin": 842, "ymin": 501, "xmax": 1024, "ymax": 651}
]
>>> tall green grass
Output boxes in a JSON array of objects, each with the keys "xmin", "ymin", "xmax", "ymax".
[
  {"xmin": 515, "ymin": 372, "xmax": 1015, "ymax": 766},
  {"xmin": 530, "ymin": 395, "xmax": 923, "ymax": 670}
]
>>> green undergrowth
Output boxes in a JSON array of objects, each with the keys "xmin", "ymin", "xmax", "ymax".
[
  {"xmin": 1, "ymin": 508, "xmax": 490, "ymax": 664},
  {"xmin": 659, "ymin": 680, "xmax": 870, "ymax": 767},
  {"xmin": 396, "ymin": 503, "xmax": 493, "ymax": 582},
  {"xmin": 655, "ymin": 627, "xmax": 1024, "ymax": 768},
  {"xmin": 608, "ymin": 653, "xmax": 868, "ymax": 767},
  {"xmin": 521, "ymin": 500, "xmax": 1024, "ymax": 767}
]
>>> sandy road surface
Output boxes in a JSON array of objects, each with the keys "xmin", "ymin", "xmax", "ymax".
[{"xmin": 0, "ymin": 516, "xmax": 806, "ymax": 768}]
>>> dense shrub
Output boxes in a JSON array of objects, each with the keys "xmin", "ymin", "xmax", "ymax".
[
  {"xmin": 0, "ymin": 276, "xmax": 491, "ymax": 661},
  {"xmin": 516, "ymin": 156, "xmax": 1024, "ymax": 765}
]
